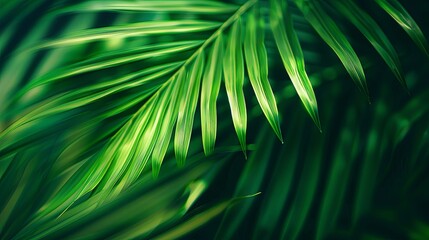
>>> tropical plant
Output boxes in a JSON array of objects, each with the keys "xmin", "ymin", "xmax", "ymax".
[{"xmin": 1, "ymin": 0, "xmax": 428, "ymax": 239}]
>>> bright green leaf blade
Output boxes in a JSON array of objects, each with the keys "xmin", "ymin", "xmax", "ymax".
[
  {"xmin": 331, "ymin": 0, "xmax": 407, "ymax": 90},
  {"xmin": 21, "ymin": 40, "xmax": 202, "ymax": 92},
  {"xmin": 151, "ymin": 75, "xmax": 184, "ymax": 177},
  {"xmin": 376, "ymin": 0, "xmax": 429, "ymax": 57},
  {"xmin": 126, "ymin": 86, "xmax": 169, "ymax": 181},
  {"xmin": 295, "ymin": 0, "xmax": 369, "ymax": 99},
  {"xmin": 223, "ymin": 18, "xmax": 247, "ymax": 156},
  {"xmin": 174, "ymin": 52, "xmax": 205, "ymax": 166},
  {"xmin": 201, "ymin": 34, "xmax": 224, "ymax": 156},
  {"xmin": 244, "ymin": 6, "xmax": 283, "ymax": 142},
  {"xmin": 69, "ymin": 96, "xmax": 161, "ymax": 206},
  {"xmin": 215, "ymin": 125, "xmax": 274, "ymax": 240},
  {"xmin": 58, "ymin": 0, "xmax": 238, "ymax": 14},
  {"xmin": 315, "ymin": 110, "xmax": 360, "ymax": 240},
  {"xmin": 270, "ymin": 0, "xmax": 320, "ymax": 130},
  {"xmin": 103, "ymin": 89, "xmax": 170, "ymax": 194},
  {"xmin": 3, "ymin": 95, "xmax": 158, "ymax": 228},
  {"xmin": 116, "ymin": 101, "xmax": 162, "ymax": 191},
  {"xmin": 26, "ymin": 20, "xmax": 221, "ymax": 51},
  {"xmin": 36, "ymin": 62, "xmax": 179, "ymax": 117}
]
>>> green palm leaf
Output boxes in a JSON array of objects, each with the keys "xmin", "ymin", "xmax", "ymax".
[
  {"xmin": 175, "ymin": 51, "xmax": 205, "ymax": 166},
  {"xmin": 57, "ymin": 0, "xmax": 239, "ymax": 14},
  {"xmin": 330, "ymin": 0, "xmax": 407, "ymax": 89},
  {"xmin": 223, "ymin": 18, "xmax": 248, "ymax": 156},
  {"xmin": 245, "ymin": 5, "xmax": 283, "ymax": 142}
]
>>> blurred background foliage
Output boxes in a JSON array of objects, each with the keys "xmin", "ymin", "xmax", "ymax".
[{"xmin": 1, "ymin": 0, "xmax": 429, "ymax": 239}]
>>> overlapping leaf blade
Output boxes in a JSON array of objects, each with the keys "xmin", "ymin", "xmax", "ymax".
[
  {"xmin": 331, "ymin": 0, "xmax": 407, "ymax": 89},
  {"xmin": 270, "ymin": 0, "xmax": 320, "ymax": 129},
  {"xmin": 223, "ymin": 18, "xmax": 247, "ymax": 156},
  {"xmin": 244, "ymin": 6, "xmax": 283, "ymax": 141},
  {"xmin": 0, "ymin": 63, "xmax": 180, "ymax": 159},
  {"xmin": 152, "ymin": 74, "xmax": 184, "ymax": 177},
  {"xmin": 20, "ymin": 40, "xmax": 202, "ymax": 92},
  {"xmin": 27, "ymin": 20, "xmax": 220, "ymax": 50},
  {"xmin": 94, "ymin": 85, "xmax": 178, "ymax": 198},
  {"xmin": 2, "ymin": 3, "xmax": 255, "ymax": 225},
  {"xmin": 14, "ymin": 156, "xmax": 221, "ymax": 240}
]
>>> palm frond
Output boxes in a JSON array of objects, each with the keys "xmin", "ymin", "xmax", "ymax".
[{"xmin": 1, "ymin": 0, "xmax": 428, "ymax": 239}]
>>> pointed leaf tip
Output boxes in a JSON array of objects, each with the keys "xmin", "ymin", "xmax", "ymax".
[
  {"xmin": 201, "ymin": 33, "xmax": 224, "ymax": 157},
  {"xmin": 376, "ymin": 0, "xmax": 429, "ymax": 58},
  {"xmin": 174, "ymin": 50, "xmax": 205, "ymax": 167},
  {"xmin": 244, "ymin": 6, "xmax": 283, "ymax": 144},
  {"xmin": 278, "ymin": 133, "xmax": 284, "ymax": 144},
  {"xmin": 270, "ymin": 0, "xmax": 321, "ymax": 131},
  {"xmin": 152, "ymin": 162, "xmax": 161, "ymax": 179}
]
